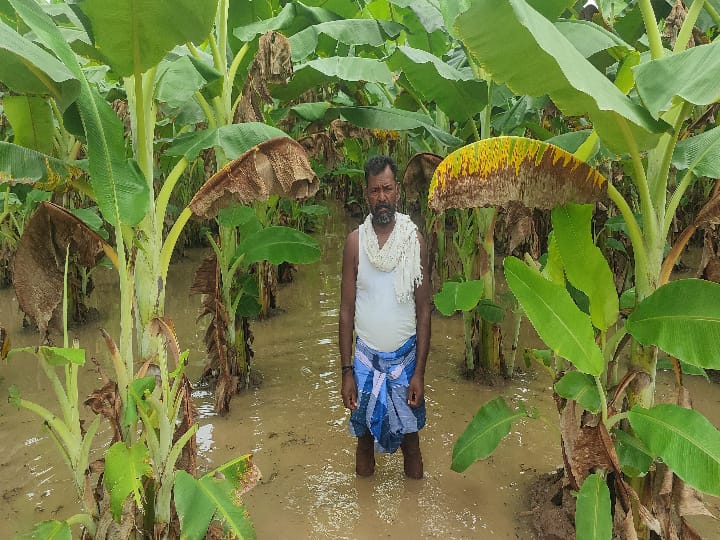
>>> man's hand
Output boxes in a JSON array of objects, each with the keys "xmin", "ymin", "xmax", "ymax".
[
  {"xmin": 407, "ymin": 374, "xmax": 424, "ymax": 408},
  {"xmin": 341, "ymin": 371, "xmax": 358, "ymax": 410}
]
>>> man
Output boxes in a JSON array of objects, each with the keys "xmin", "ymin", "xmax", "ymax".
[{"xmin": 339, "ymin": 155, "xmax": 431, "ymax": 479}]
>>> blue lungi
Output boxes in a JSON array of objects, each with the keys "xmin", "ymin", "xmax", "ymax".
[{"xmin": 348, "ymin": 335, "xmax": 426, "ymax": 453}]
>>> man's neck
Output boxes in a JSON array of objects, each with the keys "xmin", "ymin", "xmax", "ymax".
[{"xmin": 372, "ymin": 215, "xmax": 396, "ymax": 248}]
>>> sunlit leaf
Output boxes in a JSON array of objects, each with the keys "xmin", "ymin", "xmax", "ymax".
[
  {"xmin": 105, "ymin": 441, "xmax": 152, "ymax": 520},
  {"xmin": 10, "ymin": 0, "xmax": 150, "ymax": 228},
  {"xmin": 451, "ymin": 397, "xmax": 528, "ymax": 472},
  {"xmin": 455, "ymin": 0, "xmax": 667, "ymax": 154},
  {"xmin": 626, "ymin": 279, "xmax": 720, "ymax": 369},
  {"xmin": 575, "ymin": 473, "xmax": 612, "ymax": 540},
  {"xmin": 504, "ymin": 256, "xmax": 604, "ymax": 375},
  {"xmin": 428, "ymin": 137, "xmax": 607, "ymax": 212},
  {"xmin": 629, "ymin": 405, "xmax": 720, "ymax": 496},
  {"xmin": 552, "ymin": 204, "xmax": 618, "ymax": 331}
]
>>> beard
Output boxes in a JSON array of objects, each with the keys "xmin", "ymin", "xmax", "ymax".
[{"xmin": 371, "ymin": 201, "xmax": 395, "ymax": 225}]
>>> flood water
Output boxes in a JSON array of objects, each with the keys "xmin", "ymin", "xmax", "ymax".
[{"xmin": 1, "ymin": 202, "xmax": 719, "ymax": 539}]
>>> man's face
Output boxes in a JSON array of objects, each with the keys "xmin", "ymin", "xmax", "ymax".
[{"xmin": 366, "ymin": 166, "xmax": 399, "ymax": 225}]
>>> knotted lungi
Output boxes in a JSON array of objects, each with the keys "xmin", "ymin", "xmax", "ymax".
[{"xmin": 348, "ymin": 335, "xmax": 426, "ymax": 453}]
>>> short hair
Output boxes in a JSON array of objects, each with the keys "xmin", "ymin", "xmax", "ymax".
[{"xmin": 364, "ymin": 155, "xmax": 397, "ymax": 185}]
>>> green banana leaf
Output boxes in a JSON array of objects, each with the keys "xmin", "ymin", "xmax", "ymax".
[
  {"xmin": 0, "ymin": 18, "xmax": 80, "ymax": 111},
  {"xmin": 613, "ymin": 428, "xmax": 654, "ymax": 478},
  {"xmin": 155, "ymin": 55, "xmax": 223, "ymax": 109},
  {"xmin": 451, "ymin": 396, "xmax": 528, "ymax": 472},
  {"xmin": 165, "ymin": 123, "xmax": 288, "ymax": 162},
  {"xmin": 336, "ymin": 106, "xmax": 462, "ymax": 147},
  {"xmin": 79, "ymin": 0, "xmax": 218, "ymax": 76},
  {"xmin": 387, "ymin": 46, "xmax": 488, "ymax": 122},
  {"xmin": 504, "ymin": 256, "xmax": 604, "ymax": 376},
  {"xmin": 629, "ymin": 404, "xmax": 720, "ymax": 496},
  {"xmin": 552, "ymin": 204, "xmax": 618, "ymax": 331},
  {"xmin": 15, "ymin": 520, "xmax": 71, "ymax": 540},
  {"xmin": 389, "ymin": 0, "xmax": 444, "ymax": 32},
  {"xmin": 634, "ymin": 40, "xmax": 720, "ymax": 119},
  {"xmin": 10, "ymin": 0, "xmax": 150, "ymax": 228},
  {"xmin": 455, "ymin": 0, "xmax": 668, "ymax": 154},
  {"xmin": 554, "ymin": 371, "xmax": 601, "ymax": 413},
  {"xmin": 175, "ymin": 455, "xmax": 258, "ymax": 540},
  {"xmin": 104, "ymin": 441, "xmax": 152, "ymax": 520},
  {"xmin": 237, "ymin": 226, "xmax": 321, "ymax": 266},
  {"xmin": 272, "ymin": 57, "xmax": 393, "ymax": 100},
  {"xmin": 233, "ymin": 2, "xmax": 339, "ymax": 43},
  {"xmin": 626, "ymin": 279, "xmax": 720, "ymax": 369},
  {"xmin": 672, "ymin": 125, "xmax": 720, "ymax": 179},
  {"xmin": 3, "ymin": 96, "xmax": 54, "ymax": 154},
  {"xmin": 0, "ymin": 141, "xmax": 81, "ymax": 185},
  {"xmin": 555, "ymin": 19, "xmax": 633, "ymax": 59},
  {"xmin": 575, "ymin": 473, "xmax": 612, "ymax": 540},
  {"xmin": 290, "ymin": 18, "xmax": 403, "ymax": 61},
  {"xmin": 433, "ymin": 280, "xmax": 484, "ymax": 315}
]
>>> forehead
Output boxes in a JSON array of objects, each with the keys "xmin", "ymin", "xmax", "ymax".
[{"xmin": 367, "ymin": 166, "xmax": 396, "ymax": 188}]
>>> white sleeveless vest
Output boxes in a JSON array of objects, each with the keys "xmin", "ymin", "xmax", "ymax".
[{"xmin": 355, "ymin": 223, "xmax": 416, "ymax": 352}]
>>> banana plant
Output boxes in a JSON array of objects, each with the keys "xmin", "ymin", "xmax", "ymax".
[
  {"xmin": 454, "ymin": 0, "xmax": 720, "ymax": 409},
  {"xmin": 451, "ymin": 201, "xmax": 720, "ymax": 538},
  {"xmin": 1, "ymin": 1, "xmax": 317, "ymax": 537}
]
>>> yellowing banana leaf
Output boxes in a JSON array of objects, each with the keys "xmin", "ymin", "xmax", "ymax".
[{"xmin": 429, "ymin": 136, "xmax": 607, "ymax": 212}]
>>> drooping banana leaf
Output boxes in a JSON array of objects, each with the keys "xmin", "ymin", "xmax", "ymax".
[
  {"xmin": 451, "ymin": 397, "xmax": 529, "ymax": 472},
  {"xmin": 0, "ymin": 141, "xmax": 83, "ymax": 185},
  {"xmin": 0, "ymin": 18, "xmax": 80, "ymax": 111},
  {"xmin": 428, "ymin": 136, "xmax": 607, "ymax": 212},
  {"xmin": 387, "ymin": 46, "xmax": 488, "ymax": 122},
  {"xmin": 189, "ymin": 137, "xmax": 319, "ymax": 220}
]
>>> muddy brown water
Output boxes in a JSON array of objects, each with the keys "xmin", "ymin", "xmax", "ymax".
[{"xmin": 1, "ymin": 205, "xmax": 719, "ymax": 539}]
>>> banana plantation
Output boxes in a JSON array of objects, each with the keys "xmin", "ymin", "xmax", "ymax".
[{"xmin": 1, "ymin": 0, "xmax": 719, "ymax": 538}]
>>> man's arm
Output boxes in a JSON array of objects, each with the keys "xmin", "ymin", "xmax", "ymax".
[
  {"xmin": 408, "ymin": 231, "xmax": 431, "ymax": 407},
  {"xmin": 339, "ymin": 229, "xmax": 359, "ymax": 410}
]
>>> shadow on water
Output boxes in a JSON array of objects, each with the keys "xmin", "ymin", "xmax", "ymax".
[{"xmin": 1, "ymin": 201, "xmax": 718, "ymax": 538}]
